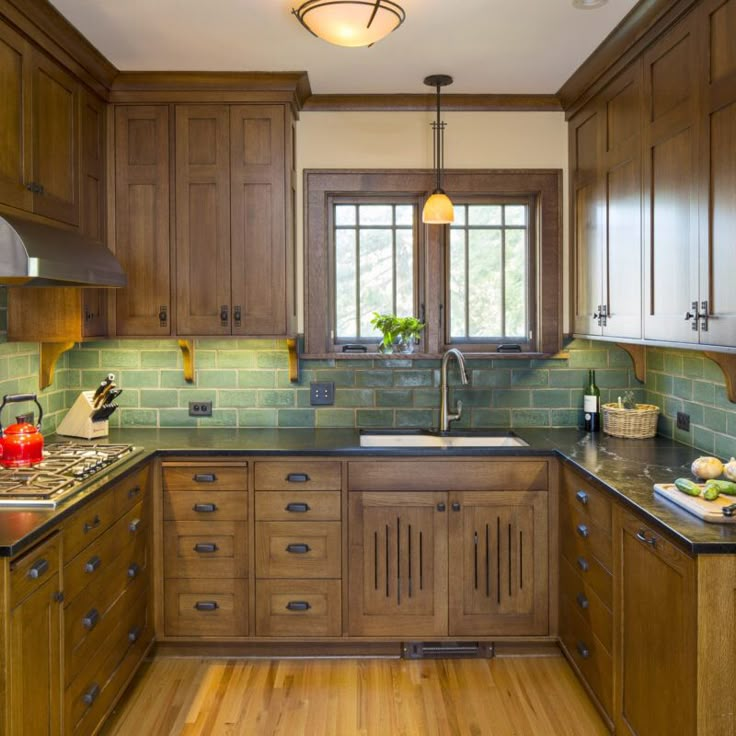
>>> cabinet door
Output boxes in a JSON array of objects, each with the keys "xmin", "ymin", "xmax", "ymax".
[
  {"xmin": 613, "ymin": 506, "xmax": 696, "ymax": 736},
  {"xmin": 698, "ymin": 0, "xmax": 736, "ymax": 346},
  {"xmin": 448, "ymin": 491, "xmax": 548, "ymax": 636},
  {"xmin": 29, "ymin": 49, "xmax": 78, "ymax": 225},
  {"xmin": 642, "ymin": 15, "xmax": 700, "ymax": 343},
  {"xmin": 348, "ymin": 492, "xmax": 447, "ymax": 636},
  {"xmin": 0, "ymin": 22, "xmax": 32, "ymax": 212},
  {"xmin": 175, "ymin": 105, "xmax": 232, "ymax": 335},
  {"xmin": 114, "ymin": 106, "xmax": 171, "ymax": 336},
  {"xmin": 571, "ymin": 105, "xmax": 603, "ymax": 336},
  {"xmin": 230, "ymin": 105, "xmax": 287, "ymax": 335}
]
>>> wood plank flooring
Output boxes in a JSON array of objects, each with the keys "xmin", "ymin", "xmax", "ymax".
[{"xmin": 101, "ymin": 654, "xmax": 608, "ymax": 735}]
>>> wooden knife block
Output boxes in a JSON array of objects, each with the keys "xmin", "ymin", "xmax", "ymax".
[{"xmin": 56, "ymin": 391, "xmax": 109, "ymax": 439}]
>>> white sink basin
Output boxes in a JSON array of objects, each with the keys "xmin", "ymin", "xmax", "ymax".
[{"xmin": 359, "ymin": 431, "xmax": 528, "ymax": 448}]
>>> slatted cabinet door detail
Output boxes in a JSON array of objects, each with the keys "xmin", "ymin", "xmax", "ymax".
[
  {"xmin": 448, "ymin": 491, "xmax": 548, "ymax": 636},
  {"xmin": 348, "ymin": 491, "xmax": 448, "ymax": 637}
]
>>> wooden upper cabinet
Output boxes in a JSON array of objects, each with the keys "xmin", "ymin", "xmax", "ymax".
[
  {"xmin": 114, "ymin": 105, "xmax": 171, "ymax": 336},
  {"xmin": 642, "ymin": 13, "xmax": 700, "ymax": 343}
]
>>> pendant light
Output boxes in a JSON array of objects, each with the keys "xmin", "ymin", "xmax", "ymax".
[
  {"xmin": 422, "ymin": 74, "xmax": 454, "ymax": 224},
  {"xmin": 292, "ymin": 0, "xmax": 406, "ymax": 48}
]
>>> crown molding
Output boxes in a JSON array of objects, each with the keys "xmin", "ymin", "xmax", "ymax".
[{"xmin": 303, "ymin": 93, "xmax": 562, "ymax": 112}]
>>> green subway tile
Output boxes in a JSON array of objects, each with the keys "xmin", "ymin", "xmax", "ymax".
[
  {"xmin": 100, "ymin": 350, "xmax": 140, "ymax": 369},
  {"xmin": 8, "ymin": 354, "xmax": 30, "ymax": 376},
  {"xmin": 595, "ymin": 370, "xmax": 631, "ymax": 389},
  {"xmin": 683, "ymin": 357, "xmax": 704, "ymax": 379},
  {"xmin": 550, "ymin": 409, "xmax": 580, "ymax": 427},
  {"xmin": 453, "ymin": 389, "xmax": 492, "ymax": 407},
  {"xmin": 728, "ymin": 414, "xmax": 736, "ymax": 437},
  {"xmin": 198, "ymin": 370, "xmax": 238, "ymax": 389},
  {"xmin": 201, "ymin": 409, "xmax": 238, "ymax": 427},
  {"xmin": 549, "ymin": 369, "xmax": 589, "ymax": 388},
  {"xmin": 655, "ymin": 373, "xmax": 674, "ymax": 395},
  {"xmin": 161, "ymin": 370, "xmax": 194, "ymax": 388},
  {"xmin": 531, "ymin": 358, "xmax": 567, "ymax": 369},
  {"xmin": 300, "ymin": 359, "xmax": 336, "ymax": 369},
  {"xmin": 412, "ymin": 389, "xmax": 440, "ymax": 407},
  {"xmin": 197, "ymin": 338, "xmax": 246, "ymax": 350},
  {"xmin": 140, "ymin": 351, "xmax": 179, "ymax": 369},
  {"xmin": 646, "ymin": 349, "xmax": 664, "ymax": 372},
  {"xmin": 663, "ymin": 397, "xmax": 683, "ymax": 418},
  {"xmin": 532, "ymin": 390, "xmax": 572, "ymax": 408},
  {"xmin": 194, "ymin": 351, "xmax": 217, "ymax": 368},
  {"xmin": 471, "ymin": 409, "xmax": 511, "ymax": 428},
  {"xmin": 257, "ymin": 351, "xmax": 289, "ymax": 369},
  {"xmin": 704, "ymin": 407, "xmax": 729, "ymax": 434},
  {"xmin": 278, "ymin": 409, "xmax": 315, "ymax": 427},
  {"xmin": 356, "ymin": 409, "xmax": 394, "ymax": 427},
  {"xmin": 119, "ymin": 408, "xmax": 158, "ymax": 426},
  {"xmin": 663, "ymin": 353, "xmax": 684, "ymax": 375},
  {"xmin": 376, "ymin": 389, "xmax": 413, "ymax": 407},
  {"xmin": 411, "ymin": 359, "xmax": 439, "ymax": 369},
  {"xmin": 277, "ymin": 369, "xmax": 314, "ymax": 388},
  {"xmin": 682, "ymin": 402, "xmax": 705, "ymax": 426},
  {"xmin": 714, "ymin": 385, "xmax": 730, "ymax": 406},
  {"xmin": 334, "ymin": 389, "xmax": 375, "ymax": 407},
  {"xmin": 692, "ymin": 425, "xmax": 715, "ymax": 453},
  {"xmin": 296, "ymin": 389, "xmax": 313, "ymax": 408},
  {"xmin": 692, "ymin": 380, "xmax": 715, "ymax": 405},
  {"xmin": 566, "ymin": 349, "xmax": 609, "ymax": 368},
  {"xmin": 315, "ymin": 409, "xmax": 355, "ymax": 427},
  {"xmin": 115, "ymin": 390, "xmax": 139, "ymax": 407},
  {"xmin": 218, "ymin": 389, "xmax": 257, "ymax": 408},
  {"xmin": 121, "ymin": 371, "xmax": 160, "ymax": 388},
  {"xmin": 159, "ymin": 409, "xmax": 198, "ymax": 427},
  {"xmin": 376, "ymin": 359, "xmax": 412, "ymax": 369},
  {"xmin": 218, "ymin": 350, "xmax": 257, "ymax": 369},
  {"xmin": 355, "ymin": 370, "xmax": 393, "ymax": 388},
  {"xmin": 393, "ymin": 370, "xmax": 433, "ymax": 388},
  {"xmin": 703, "ymin": 358, "xmax": 726, "ymax": 384},
  {"xmin": 396, "ymin": 410, "xmax": 434, "ymax": 428},
  {"xmin": 177, "ymin": 390, "xmax": 216, "ymax": 407},
  {"xmin": 510, "ymin": 410, "xmax": 550, "ymax": 427},
  {"xmin": 608, "ymin": 348, "xmax": 635, "ymax": 368},
  {"xmin": 238, "ymin": 371, "xmax": 276, "ymax": 388},
  {"xmin": 140, "ymin": 389, "xmax": 179, "ymax": 408},
  {"xmin": 68, "ymin": 349, "xmax": 101, "ymax": 369},
  {"xmin": 471, "ymin": 370, "xmax": 511, "ymax": 387},
  {"xmin": 258, "ymin": 390, "xmax": 295, "ymax": 408},
  {"xmin": 493, "ymin": 390, "xmax": 531, "ymax": 408},
  {"xmin": 339, "ymin": 359, "xmax": 376, "ymax": 369},
  {"xmin": 314, "ymin": 369, "xmax": 356, "ymax": 386},
  {"xmin": 657, "ymin": 413, "xmax": 674, "ymax": 438},
  {"xmin": 511, "ymin": 369, "xmax": 549, "ymax": 387},
  {"xmin": 567, "ymin": 338, "xmax": 593, "ymax": 350},
  {"xmin": 238, "ymin": 409, "xmax": 277, "ymax": 427},
  {"xmin": 236, "ymin": 338, "xmax": 281, "ymax": 350},
  {"xmin": 672, "ymin": 377, "xmax": 692, "ymax": 400},
  {"xmin": 714, "ymin": 433, "xmax": 735, "ymax": 461}
]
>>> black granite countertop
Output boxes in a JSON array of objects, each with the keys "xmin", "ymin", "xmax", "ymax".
[{"xmin": 1, "ymin": 427, "xmax": 733, "ymax": 557}]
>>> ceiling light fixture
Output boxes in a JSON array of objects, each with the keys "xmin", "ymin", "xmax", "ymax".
[
  {"xmin": 572, "ymin": 0, "xmax": 608, "ymax": 8},
  {"xmin": 292, "ymin": 0, "xmax": 406, "ymax": 48},
  {"xmin": 422, "ymin": 74, "xmax": 454, "ymax": 225}
]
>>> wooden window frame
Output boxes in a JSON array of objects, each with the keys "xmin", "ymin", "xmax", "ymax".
[{"xmin": 303, "ymin": 169, "xmax": 562, "ymax": 358}]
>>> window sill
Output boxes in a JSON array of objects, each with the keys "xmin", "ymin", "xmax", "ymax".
[{"xmin": 301, "ymin": 351, "xmax": 569, "ymax": 361}]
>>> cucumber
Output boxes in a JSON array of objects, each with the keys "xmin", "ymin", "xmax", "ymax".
[
  {"xmin": 674, "ymin": 477, "xmax": 702, "ymax": 496},
  {"xmin": 702, "ymin": 484, "xmax": 720, "ymax": 501},
  {"xmin": 704, "ymin": 479, "xmax": 736, "ymax": 496}
]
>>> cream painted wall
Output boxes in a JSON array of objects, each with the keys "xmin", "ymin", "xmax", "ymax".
[{"xmin": 294, "ymin": 110, "xmax": 570, "ymax": 333}]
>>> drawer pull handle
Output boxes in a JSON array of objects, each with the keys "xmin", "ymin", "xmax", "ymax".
[
  {"xmin": 576, "ymin": 490, "xmax": 589, "ymax": 505},
  {"xmin": 194, "ymin": 542, "xmax": 218, "ymax": 554},
  {"xmin": 129, "ymin": 518, "xmax": 142, "ymax": 533},
  {"xmin": 53, "ymin": 590, "xmax": 64, "ymax": 603},
  {"xmin": 635, "ymin": 529, "xmax": 657, "ymax": 547},
  {"xmin": 286, "ymin": 543, "xmax": 310, "ymax": 554},
  {"xmin": 576, "ymin": 593, "xmax": 589, "ymax": 610},
  {"xmin": 82, "ymin": 608, "xmax": 100, "ymax": 631},
  {"xmin": 286, "ymin": 600, "xmax": 311, "ymax": 612},
  {"xmin": 437, "ymin": 502, "xmax": 446, "ymax": 512},
  {"xmin": 576, "ymin": 524, "xmax": 589, "ymax": 539},
  {"xmin": 128, "ymin": 625, "xmax": 142, "ymax": 643},
  {"xmin": 128, "ymin": 485, "xmax": 141, "ymax": 499},
  {"xmin": 27, "ymin": 558, "xmax": 49, "ymax": 579},
  {"xmin": 128, "ymin": 563, "xmax": 140, "ymax": 578},
  {"xmin": 576, "ymin": 556, "xmax": 589, "ymax": 573},
  {"xmin": 84, "ymin": 556, "xmax": 101, "ymax": 574},
  {"xmin": 576, "ymin": 641, "xmax": 591, "ymax": 659},
  {"xmin": 286, "ymin": 473, "xmax": 310, "ymax": 483},
  {"xmin": 83, "ymin": 683, "xmax": 100, "ymax": 707},
  {"xmin": 83, "ymin": 515, "xmax": 101, "ymax": 534},
  {"xmin": 451, "ymin": 502, "xmax": 461, "ymax": 512},
  {"xmin": 285, "ymin": 502, "xmax": 310, "ymax": 513},
  {"xmin": 193, "ymin": 503, "xmax": 217, "ymax": 513},
  {"xmin": 194, "ymin": 600, "xmax": 219, "ymax": 612},
  {"xmin": 193, "ymin": 473, "xmax": 217, "ymax": 483}
]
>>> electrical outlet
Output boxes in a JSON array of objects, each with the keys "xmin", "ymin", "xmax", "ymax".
[
  {"xmin": 310, "ymin": 381, "xmax": 335, "ymax": 406},
  {"xmin": 188, "ymin": 401, "xmax": 213, "ymax": 417},
  {"xmin": 676, "ymin": 411, "xmax": 690, "ymax": 431}
]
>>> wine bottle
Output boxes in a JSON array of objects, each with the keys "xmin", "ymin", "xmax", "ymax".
[{"xmin": 583, "ymin": 369, "xmax": 601, "ymax": 432}]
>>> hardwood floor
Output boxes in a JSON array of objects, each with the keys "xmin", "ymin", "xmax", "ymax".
[{"xmin": 101, "ymin": 654, "xmax": 608, "ymax": 735}]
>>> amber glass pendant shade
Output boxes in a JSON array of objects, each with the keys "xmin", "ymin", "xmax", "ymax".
[
  {"xmin": 422, "ymin": 192, "xmax": 455, "ymax": 224},
  {"xmin": 422, "ymin": 74, "xmax": 454, "ymax": 225}
]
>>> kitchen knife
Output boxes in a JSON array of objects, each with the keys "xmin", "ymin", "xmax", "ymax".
[
  {"xmin": 105, "ymin": 388, "xmax": 123, "ymax": 403},
  {"xmin": 722, "ymin": 503, "xmax": 736, "ymax": 517},
  {"xmin": 95, "ymin": 381, "xmax": 116, "ymax": 409},
  {"xmin": 92, "ymin": 373, "xmax": 114, "ymax": 402},
  {"xmin": 91, "ymin": 403, "xmax": 118, "ymax": 422}
]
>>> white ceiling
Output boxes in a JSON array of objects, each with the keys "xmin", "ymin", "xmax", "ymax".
[{"xmin": 49, "ymin": 0, "xmax": 639, "ymax": 95}]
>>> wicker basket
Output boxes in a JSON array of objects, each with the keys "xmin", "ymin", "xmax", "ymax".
[{"xmin": 601, "ymin": 403, "xmax": 660, "ymax": 439}]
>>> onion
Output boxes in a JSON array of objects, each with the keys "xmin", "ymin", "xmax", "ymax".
[
  {"xmin": 691, "ymin": 456, "xmax": 724, "ymax": 480},
  {"xmin": 724, "ymin": 458, "xmax": 736, "ymax": 482}
]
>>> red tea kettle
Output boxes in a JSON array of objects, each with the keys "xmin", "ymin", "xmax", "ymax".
[{"xmin": 0, "ymin": 393, "xmax": 44, "ymax": 467}]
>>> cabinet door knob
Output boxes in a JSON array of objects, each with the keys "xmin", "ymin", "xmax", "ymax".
[
  {"xmin": 285, "ymin": 502, "xmax": 310, "ymax": 513},
  {"xmin": 129, "ymin": 518, "xmax": 142, "ymax": 533},
  {"xmin": 82, "ymin": 683, "xmax": 100, "ymax": 707},
  {"xmin": 128, "ymin": 625, "xmax": 142, "ymax": 643},
  {"xmin": 286, "ymin": 543, "xmax": 310, "ymax": 554},
  {"xmin": 128, "ymin": 485, "xmax": 141, "ymax": 500},
  {"xmin": 233, "ymin": 305, "xmax": 242, "ymax": 324},
  {"xmin": 436, "ymin": 502, "xmax": 446, "ymax": 512},
  {"xmin": 576, "ymin": 641, "xmax": 590, "ymax": 659},
  {"xmin": 451, "ymin": 502, "xmax": 461, "ymax": 512},
  {"xmin": 575, "ymin": 490, "xmax": 588, "ymax": 505},
  {"xmin": 220, "ymin": 305, "xmax": 229, "ymax": 324},
  {"xmin": 286, "ymin": 600, "xmax": 311, "ymax": 612},
  {"xmin": 27, "ymin": 557, "xmax": 49, "ymax": 579},
  {"xmin": 576, "ymin": 524, "xmax": 589, "ymax": 539},
  {"xmin": 84, "ymin": 555, "xmax": 101, "ymax": 574},
  {"xmin": 576, "ymin": 556, "xmax": 589, "ymax": 572},
  {"xmin": 83, "ymin": 515, "xmax": 101, "ymax": 534},
  {"xmin": 576, "ymin": 592, "xmax": 589, "ymax": 610},
  {"xmin": 158, "ymin": 305, "xmax": 168, "ymax": 324},
  {"xmin": 127, "ymin": 563, "xmax": 140, "ymax": 578},
  {"xmin": 82, "ymin": 608, "xmax": 100, "ymax": 631}
]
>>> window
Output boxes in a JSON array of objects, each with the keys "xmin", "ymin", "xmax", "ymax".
[{"xmin": 304, "ymin": 170, "xmax": 561, "ymax": 357}]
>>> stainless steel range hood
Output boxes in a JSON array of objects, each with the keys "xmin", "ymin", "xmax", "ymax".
[{"xmin": 0, "ymin": 214, "xmax": 126, "ymax": 287}]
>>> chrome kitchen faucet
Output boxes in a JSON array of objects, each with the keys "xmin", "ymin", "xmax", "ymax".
[{"xmin": 439, "ymin": 348, "xmax": 469, "ymax": 432}]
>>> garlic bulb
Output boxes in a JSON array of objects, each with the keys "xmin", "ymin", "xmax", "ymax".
[
  {"xmin": 724, "ymin": 457, "xmax": 736, "ymax": 482},
  {"xmin": 691, "ymin": 456, "xmax": 724, "ymax": 480}
]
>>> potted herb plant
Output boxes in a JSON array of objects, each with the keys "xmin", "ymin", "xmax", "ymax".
[{"xmin": 370, "ymin": 312, "xmax": 425, "ymax": 353}]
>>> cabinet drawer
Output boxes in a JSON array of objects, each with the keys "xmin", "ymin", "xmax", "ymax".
[
  {"xmin": 164, "ymin": 578, "xmax": 248, "ymax": 637},
  {"xmin": 255, "ymin": 521, "xmax": 341, "ymax": 578},
  {"xmin": 560, "ymin": 509, "xmax": 612, "ymax": 573},
  {"xmin": 9, "ymin": 532, "xmax": 61, "ymax": 608},
  {"xmin": 560, "ymin": 556, "xmax": 612, "ymax": 654},
  {"xmin": 255, "ymin": 491, "xmax": 340, "ymax": 521},
  {"xmin": 111, "ymin": 466, "xmax": 149, "ymax": 518},
  {"xmin": 254, "ymin": 461, "xmax": 341, "ymax": 491},
  {"xmin": 162, "ymin": 464, "xmax": 247, "ymax": 492},
  {"xmin": 163, "ymin": 520, "xmax": 247, "ymax": 578},
  {"xmin": 163, "ymin": 491, "xmax": 248, "ymax": 521},
  {"xmin": 63, "ymin": 491, "xmax": 117, "ymax": 564},
  {"xmin": 64, "ymin": 501, "xmax": 145, "ymax": 605},
  {"xmin": 255, "ymin": 580, "xmax": 341, "ymax": 637},
  {"xmin": 560, "ymin": 598, "xmax": 613, "ymax": 719},
  {"xmin": 348, "ymin": 460, "xmax": 548, "ymax": 492},
  {"xmin": 561, "ymin": 466, "xmax": 611, "ymax": 535},
  {"xmin": 561, "ymin": 532, "xmax": 613, "ymax": 609}
]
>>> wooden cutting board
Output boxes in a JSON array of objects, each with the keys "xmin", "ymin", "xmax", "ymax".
[{"xmin": 653, "ymin": 483, "xmax": 736, "ymax": 523}]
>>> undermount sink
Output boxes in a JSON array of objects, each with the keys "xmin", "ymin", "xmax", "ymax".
[{"xmin": 358, "ymin": 429, "xmax": 529, "ymax": 448}]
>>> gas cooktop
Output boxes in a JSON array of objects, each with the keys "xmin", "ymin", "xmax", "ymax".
[{"xmin": 0, "ymin": 442, "xmax": 142, "ymax": 507}]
